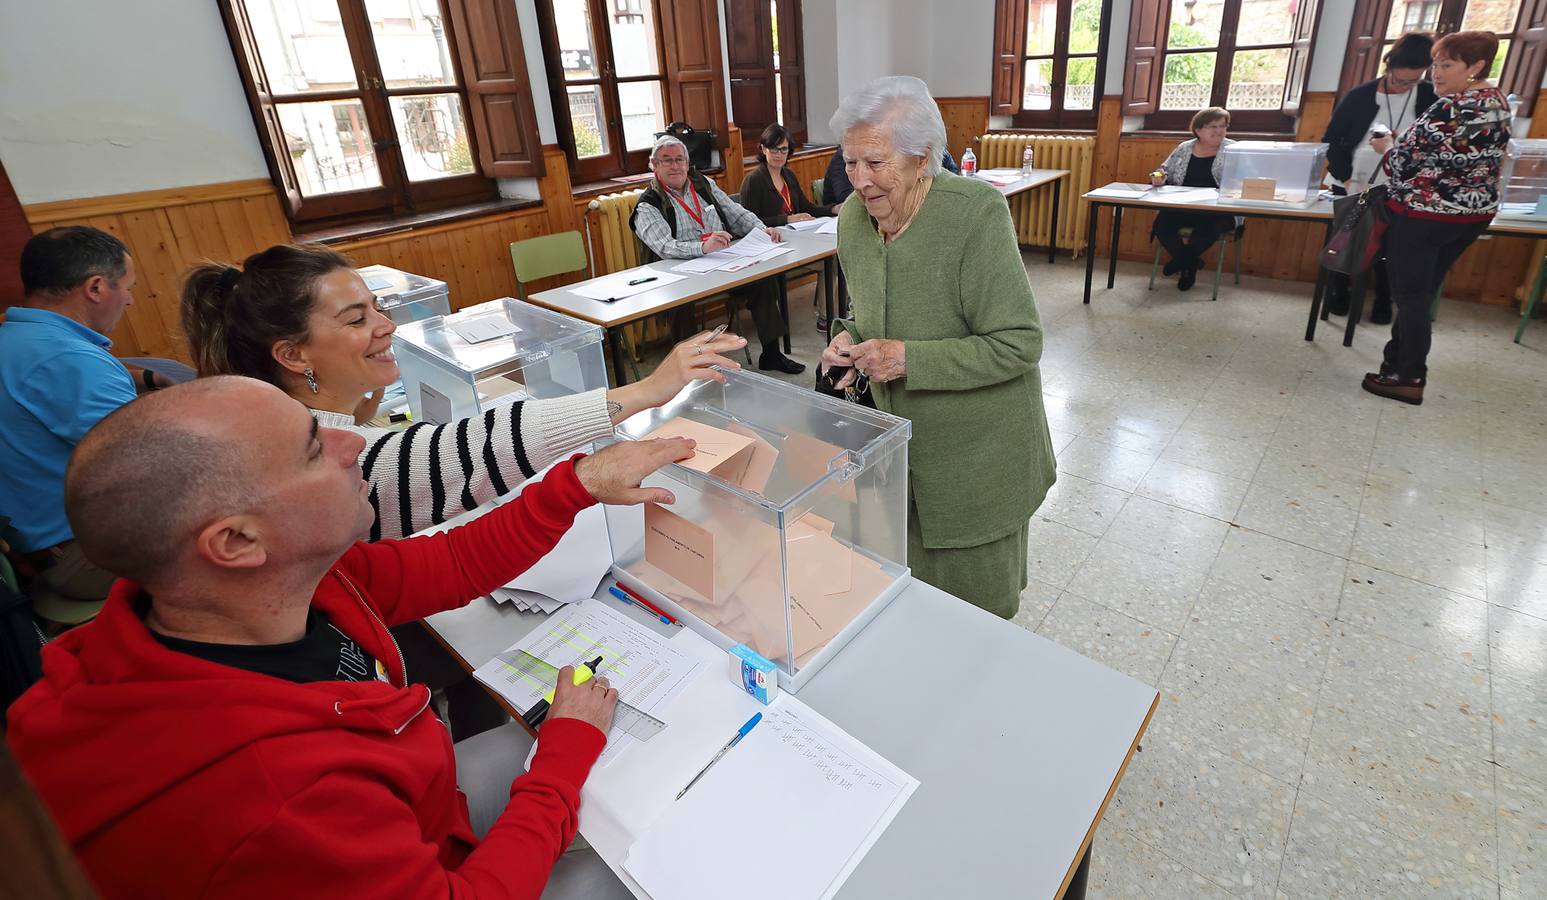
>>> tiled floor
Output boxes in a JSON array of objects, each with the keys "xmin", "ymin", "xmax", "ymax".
[{"xmin": 753, "ymin": 253, "xmax": 1547, "ymax": 898}]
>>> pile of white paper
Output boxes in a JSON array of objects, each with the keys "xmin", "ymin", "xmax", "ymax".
[
  {"xmin": 489, "ymin": 587, "xmax": 568, "ymax": 614},
  {"xmin": 672, "ymin": 230, "xmax": 799, "ymax": 275}
]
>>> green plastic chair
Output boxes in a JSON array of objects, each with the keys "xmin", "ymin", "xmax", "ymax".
[
  {"xmin": 1147, "ymin": 224, "xmax": 1244, "ymax": 301},
  {"xmin": 510, "ymin": 231, "xmax": 589, "ymax": 301},
  {"xmin": 812, "ymin": 178, "xmax": 825, "ymax": 206}
]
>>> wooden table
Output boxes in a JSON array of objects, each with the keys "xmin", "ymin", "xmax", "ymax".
[{"xmin": 527, "ymin": 229, "xmax": 839, "ymax": 382}]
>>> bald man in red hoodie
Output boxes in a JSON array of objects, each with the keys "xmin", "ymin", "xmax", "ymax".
[{"xmin": 6, "ymin": 376, "xmax": 695, "ymax": 899}]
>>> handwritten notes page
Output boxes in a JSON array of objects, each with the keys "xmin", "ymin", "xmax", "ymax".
[{"xmin": 623, "ymin": 698, "xmax": 918, "ymax": 900}]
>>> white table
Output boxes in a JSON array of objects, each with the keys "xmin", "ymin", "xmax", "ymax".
[
  {"xmin": 976, "ymin": 168, "xmax": 1069, "ymax": 264},
  {"xmin": 425, "ymin": 574, "xmax": 1157, "ymax": 900},
  {"xmin": 527, "ymin": 229, "xmax": 839, "ymax": 382}
]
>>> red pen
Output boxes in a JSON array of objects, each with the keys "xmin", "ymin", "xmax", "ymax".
[{"xmin": 617, "ymin": 582, "xmax": 682, "ymax": 626}]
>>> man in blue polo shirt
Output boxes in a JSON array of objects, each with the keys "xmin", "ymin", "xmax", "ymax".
[{"xmin": 1, "ymin": 226, "xmax": 141, "ymax": 625}]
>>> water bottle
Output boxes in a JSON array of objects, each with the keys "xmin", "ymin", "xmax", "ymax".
[
  {"xmin": 1508, "ymin": 92, "xmax": 1521, "ymax": 123},
  {"xmin": 1022, "ymin": 144, "xmax": 1035, "ymax": 176},
  {"xmin": 961, "ymin": 148, "xmax": 977, "ymax": 176}
]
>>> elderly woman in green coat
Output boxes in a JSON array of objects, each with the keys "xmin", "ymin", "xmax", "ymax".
[{"xmin": 819, "ymin": 75, "xmax": 1056, "ymax": 619}]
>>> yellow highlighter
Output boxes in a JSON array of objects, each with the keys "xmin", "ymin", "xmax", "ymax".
[{"xmin": 522, "ymin": 655, "xmax": 603, "ymax": 728}]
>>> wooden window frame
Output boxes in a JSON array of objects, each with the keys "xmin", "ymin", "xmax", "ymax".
[
  {"xmin": 536, "ymin": 0, "xmax": 672, "ymax": 182},
  {"xmin": 1141, "ymin": 0, "xmax": 1316, "ymax": 133},
  {"xmin": 1339, "ymin": 0, "xmax": 1547, "ymax": 117},
  {"xmin": 1008, "ymin": 0, "xmax": 1116, "ymax": 129},
  {"xmin": 219, "ymin": 0, "xmax": 514, "ymax": 230}
]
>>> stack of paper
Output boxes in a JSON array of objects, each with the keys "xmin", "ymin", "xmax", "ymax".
[
  {"xmin": 489, "ymin": 587, "xmax": 568, "ymax": 614},
  {"xmin": 622, "ymin": 698, "xmax": 918, "ymax": 900},
  {"xmin": 671, "ymin": 230, "xmax": 799, "ymax": 275},
  {"xmin": 782, "ymin": 218, "xmax": 829, "ymax": 232}
]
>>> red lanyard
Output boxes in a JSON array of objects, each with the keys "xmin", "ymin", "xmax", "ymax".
[
  {"xmin": 669, "ymin": 185, "xmax": 706, "ymax": 231},
  {"xmin": 776, "ymin": 180, "xmax": 793, "ymax": 214}
]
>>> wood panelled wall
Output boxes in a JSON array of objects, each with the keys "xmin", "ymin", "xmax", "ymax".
[
  {"xmin": 23, "ymin": 181, "xmax": 291, "ymax": 361},
  {"xmin": 937, "ymin": 97, "xmax": 992, "ymax": 161}
]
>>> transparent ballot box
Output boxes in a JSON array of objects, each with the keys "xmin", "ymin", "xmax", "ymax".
[
  {"xmin": 1496, "ymin": 139, "xmax": 1547, "ymax": 220},
  {"xmin": 605, "ymin": 369, "xmax": 912, "ymax": 691},
  {"xmin": 1218, "ymin": 141, "xmax": 1328, "ymax": 207},
  {"xmin": 356, "ymin": 264, "xmax": 451, "ymax": 325},
  {"xmin": 394, "ymin": 299, "xmax": 607, "ymax": 424}
]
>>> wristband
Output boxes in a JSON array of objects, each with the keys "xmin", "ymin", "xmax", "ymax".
[{"xmin": 142, "ymin": 368, "xmax": 158, "ymax": 391}]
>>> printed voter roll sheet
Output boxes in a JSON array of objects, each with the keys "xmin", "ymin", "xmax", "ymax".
[
  {"xmin": 623, "ymin": 698, "xmax": 918, "ymax": 900},
  {"xmin": 571, "ymin": 270, "xmax": 687, "ymax": 302},
  {"xmin": 474, "ymin": 599, "xmax": 703, "ymax": 766}
]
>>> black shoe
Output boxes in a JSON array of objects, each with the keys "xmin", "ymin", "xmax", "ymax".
[
  {"xmin": 1163, "ymin": 258, "xmax": 1182, "ymax": 276},
  {"xmin": 758, "ymin": 350, "xmax": 806, "ymax": 375},
  {"xmin": 1369, "ymin": 302, "xmax": 1393, "ymax": 326},
  {"xmin": 1178, "ymin": 268, "xmax": 1196, "ymax": 292}
]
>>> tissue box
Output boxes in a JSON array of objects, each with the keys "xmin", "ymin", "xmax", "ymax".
[{"xmin": 729, "ymin": 643, "xmax": 778, "ymax": 704}]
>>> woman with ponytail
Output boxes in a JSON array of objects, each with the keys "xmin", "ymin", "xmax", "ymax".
[{"xmin": 181, "ymin": 244, "xmax": 744, "ymax": 542}]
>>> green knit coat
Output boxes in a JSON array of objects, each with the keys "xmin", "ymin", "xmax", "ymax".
[{"xmin": 834, "ymin": 171, "xmax": 1056, "ymax": 550}]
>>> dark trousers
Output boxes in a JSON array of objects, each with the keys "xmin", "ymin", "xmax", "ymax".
[
  {"xmin": 670, "ymin": 278, "xmax": 785, "ymax": 349},
  {"xmin": 1380, "ymin": 213, "xmax": 1489, "ymax": 380},
  {"xmin": 1152, "ymin": 211, "xmax": 1235, "ymax": 270}
]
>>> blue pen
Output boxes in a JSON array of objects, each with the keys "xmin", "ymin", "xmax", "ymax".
[
  {"xmin": 608, "ymin": 585, "xmax": 670, "ymax": 623},
  {"xmin": 676, "ymin": 712, "xmax": 763, "ymax": 800}
]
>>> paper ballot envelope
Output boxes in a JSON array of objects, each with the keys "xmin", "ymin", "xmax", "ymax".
[{"xmin": 642, "ymin": 418, "xmax": 777, "ymax": 494}]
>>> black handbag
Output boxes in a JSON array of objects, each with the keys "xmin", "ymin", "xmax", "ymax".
[
  {"xmin": 815, "ymin": 364, "xmax": 875, "ymax": 408},
  {"xmin": 657, "ymin": 122, "xmax": 717, "ymax": 171},
  {"xmin": 1321, "ymin": 183, "xmax": 1390, "ymax": 275}
]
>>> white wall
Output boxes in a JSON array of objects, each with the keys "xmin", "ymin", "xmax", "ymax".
[
  {"xmin": 1307, "ymin": 1, "xmax": 1354, "ymax": 93},
  {"xmin": 928, "ymin": 0, "xmax": 995, "ymax": 96},
  {"xmin": 803, "ymin": 0, "xmax": 842, "ymax": 142},
  {"xmin": 0, "ymin": 0, "xmax": 269, "ymax": 204},
  {"xmin": 516, "ymin": 0, "xmax": 559, "ymax": 146}
]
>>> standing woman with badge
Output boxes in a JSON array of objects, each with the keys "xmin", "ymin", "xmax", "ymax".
[{"xmin": 1320, "ymin": 32, "xmax": 1438, "ymax": 323}]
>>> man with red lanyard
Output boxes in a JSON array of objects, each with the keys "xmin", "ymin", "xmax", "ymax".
[{"xmin": 630, "ymin": 135, "xmax": 805, "ymax": 374}]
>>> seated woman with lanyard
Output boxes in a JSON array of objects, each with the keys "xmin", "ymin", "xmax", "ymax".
[
  {"xmin": 738, "ymin": 124, "xmax": 837, "ymax": 225},
  {"xmin": 1149, "ymin": 107, "xmax": 1235, "ymax": 292}
]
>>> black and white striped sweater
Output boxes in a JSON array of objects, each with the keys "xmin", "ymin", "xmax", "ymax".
[{"xmin": 312, "ymin": 389, "xmax": 612, "ymax": 541}]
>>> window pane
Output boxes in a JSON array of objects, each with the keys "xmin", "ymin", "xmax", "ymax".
[
  {"xmin": 771, "ymin": 1, "xmax": 781, "ymax": 67},
  {"xmin": 1167, "ymin": 0, "xmax": 1223, "ymax": 50},
  {"xmin": 609, "ymin": 0, "xmax": 662, "ymax": 78},
  {"xmin": 1227, "ymin": 48, "xmax": 1291, "ymax": 109},
  {"xmin": 1462, "ymin": 0, "xmax": 1523, "ymax": 34},
  {"xmin": 1388, "ymin": 0, "xmax": 1441, "ymax": 39},
  {"xmin": 566, "ymin": 85, "xmax": 609, "ymax": 157},
  {"xmin": 364, "ymin": 0, "xmax": 456, "ymax": 88},
  {"xmin": 1236, "ymin": 0, "xmax": 1297, "ymax": 47},
  {"xmin": 1159, "ymin": 52, "xmax": 1217, "ymax": 109},
  {"xmin": 1026, "ymin": 0, "xmax": 1058, "ymax": 55},
  {"xmin": 1022, "ymin": 58, "xmax": 1054, "ymax": 110},
  {"xmin": 389, "ymin": 93, "xmax": 475, "ymax": 181},
  {"xmin": 1066, "ymin": 55, "xmax": 1097, "ymax": 110},
  {"xmin": 1491, "ymin": 38, "xmax": 1511, "ymax": 81},
  {"xmin": 554, "ymin": 0, "xmax": 600, "ymax": 80},
  {"xmin": 245, "ymin": 0, "xmax": 358, "ymax": 94},
  {"xmin": 1068, "ymin": 0, "xmax": 1102, "ymax": 54},
  {"xmin": 277, "ymin": 100, "xmax": 382, "ymax": 195},
  {"xmin": 619, "ymin": 80, "xmax": 666, "ymax": 151}
]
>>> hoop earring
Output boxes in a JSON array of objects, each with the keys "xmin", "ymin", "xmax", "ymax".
[{"xmin": 304, "ymin": 367, "xmax": 319, "ymax": 394}]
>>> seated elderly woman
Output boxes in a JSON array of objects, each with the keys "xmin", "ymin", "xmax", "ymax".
[
  {"xmin": 1150, "ymin": 107, "xmax": 1236, "ymax": 291},
  {"xmin": 631, "ymin": 135, "xmax": 805, "ymax": 374},
  {"xmin": 818, "ymin": 75, "xmax": 1056, "ymax": 619}
]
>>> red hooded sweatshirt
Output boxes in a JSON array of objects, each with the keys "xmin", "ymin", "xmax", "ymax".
[{"xmin": 6, "ymin": 457, "xmax": 607, "ymax": 900}]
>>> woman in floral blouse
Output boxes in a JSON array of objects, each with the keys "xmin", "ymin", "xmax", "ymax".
[{"xmin": 1365, "ymin": 31, "xmax": 1511, "ymax": 405}]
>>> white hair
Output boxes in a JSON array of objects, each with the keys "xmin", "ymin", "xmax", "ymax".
[
  {"xmin": 650, "ymin": 135, "xmax": 689, "ymax": 163},
  {"xmin": 829, "ymin": 76, "xmax": 947, "ymax": 177}
]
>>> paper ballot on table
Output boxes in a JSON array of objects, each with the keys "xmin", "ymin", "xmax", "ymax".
[
  {"xmin": 782, "ymin": 218, "xmax": 828, "ymax": 232},
  {"xmin": 572, "ymin": 270, "xmax": 687, "ymax": 302},
  {"xmin": 1154, "ymin": 187, "xmax": 1219, "ymax": 203},
  {"xmin": 474, "ymin": 599, "xmax": 703, "ymax": 766},
  {"xmin": 500, "ymin": 503, "xmax": 611, "ymax": 604},
  {"xmin": 448, "ymin": 314, "xmax": 521, "ymax": 344},
  {"xmin": 815, "ymin": 218, "xmax": 838, "ymax": 234},
  {"xmin": 623, "ymin": 697, "xmax": 918, "ymax": 900},
  {"xmin": 719, "ymin": 228, "xmax": 776, "ymax": 257}
]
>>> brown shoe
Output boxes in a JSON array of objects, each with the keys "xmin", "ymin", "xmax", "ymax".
[{"xmin": 1362, "ymin": 371, "xmax": 1424, "ymax": 405}]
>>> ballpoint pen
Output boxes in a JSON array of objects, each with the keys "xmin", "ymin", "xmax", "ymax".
[
  {"xmin": 628, "ymin": 276, "xmax": 658, "ymax": 286},
  {"xmin": 677, "ymin": 712, "xmax": 763, "ymax": 800}
]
